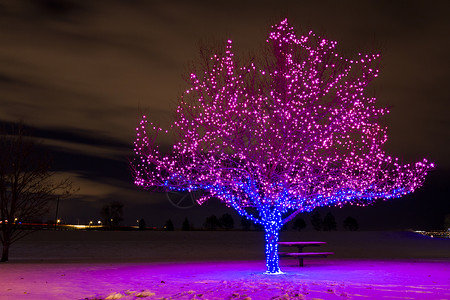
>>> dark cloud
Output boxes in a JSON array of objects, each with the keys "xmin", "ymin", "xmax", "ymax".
[
  {"xmin": 374, "ymin": 0, "xmax": 438, "ymax": 32},
  {"xmin": 0, "ymin": 73, "xmax": 28, "ymax": 86},
  {"xmin": 29, "ymin": 0, "xmax": 86, "ymax": 17},
  {"xmin": 3, "ymin": 0, "xmax": 88, "ymax": 20},
  {"xmin": 0, "ymin": 120, "xmax": 129, "ymax": 148}
]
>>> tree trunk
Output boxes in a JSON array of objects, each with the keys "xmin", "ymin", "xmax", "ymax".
[
  {"xmin": 262, "ymin": 210, "xmax": 283, "ymax": 274},
  {"xmin": 1, "ymin": 241, "xmax": 9, "ymax": 262}
]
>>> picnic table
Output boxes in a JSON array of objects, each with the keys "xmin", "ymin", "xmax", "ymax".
[{"xmin": 278, "ymin": 241, "xmax": 334, "ymax": 267}]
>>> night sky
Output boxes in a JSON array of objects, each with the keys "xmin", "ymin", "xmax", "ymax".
[{"xmin": 1, "ymin": 0, "xmax": 449, "ymax": 230}]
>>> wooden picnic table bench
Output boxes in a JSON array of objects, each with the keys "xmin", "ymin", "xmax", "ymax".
[{"xmin": 278, "ymin": 241, "xmax": 334, "ymax": 267}]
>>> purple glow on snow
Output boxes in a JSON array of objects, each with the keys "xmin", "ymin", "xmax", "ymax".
[{"xmin": 4, "ymin": 260, "xmax": 449, "ymax": 299}]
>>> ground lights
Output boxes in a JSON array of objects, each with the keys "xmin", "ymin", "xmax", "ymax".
[{"xmin": 132, "ymin": 19, "xmax": 433, "ymax": 274}]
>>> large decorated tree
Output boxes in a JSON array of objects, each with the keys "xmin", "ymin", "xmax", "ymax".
[{"xmin": 132, "ymin": 19, "xmax": 433, "ymax": 274}]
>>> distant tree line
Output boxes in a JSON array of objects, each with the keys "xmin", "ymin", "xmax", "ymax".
[
  {"xmin": 309, "ymin": 211, "xmax": 359, "ymax": 231},
  {"xmin": 161, "ymin": 212, "xmax": 359, "ymax": 231},
  {"xmin": 241, "ymin": 211, "xmax": 358, "ymax": 231},
  {"xmin": 163, "ymin": 213, "xmax": 236, "ymax": 231}
]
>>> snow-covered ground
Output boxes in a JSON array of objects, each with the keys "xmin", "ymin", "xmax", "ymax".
[{"xmin": 1, "ymin": 230, "xmax": 449, "ymax": 299}]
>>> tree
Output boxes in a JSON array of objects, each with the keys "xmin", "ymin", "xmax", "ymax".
[
  {"xmin": 203, "ymin": 214, "xmax": 220, "ymax": 230},
  {"xmin": 0, "ymin": 123, "xmax": 73, "ymax": 262},
  {"xmin": 132, "ymin": 19, "xmax": 433, "ymax": 274},
  {"xmin": 292, "ymin": 217, "xmax": 307, "ymax": 231},
  {"xmin": 311, "ymin": 211, "xmax": 323, "ymax": 231},
  {"xmin": 164, "ymin": 219, "xmax": 174, "ymax": 231},
  {"xmin": 241, "ymin": 217, "xmax": 252, "ymax": 231},
  {"xmin": 443, "ymin": 214, "xmax": 450, "ymax": 231},
  {"xmin": 138, "ymin": 218, "xmax": 146, "ymax": 230},
  {"xmin": 253, "ymin": 222, "xmax": 264, "ymax": 231},
  {"xmin": 219, "ymin": 213, "xmax": 234, "ymax": 230},
  {"xmin": 101, "ymin": 201, "xmax": 124, "ymax": 229},
  {"xmin": 323, "ymin": 212, "xmax": 337, "ymax": 231},
  {"xmin": 343, "ymin": 216, "xmax": 359, "ymax": 231},
  {"xmin": 182, "ymin": 217, "xmax": 191, "ymax": 231}
]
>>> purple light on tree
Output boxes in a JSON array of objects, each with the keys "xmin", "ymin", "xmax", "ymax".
[{"xmin": 132, "ymin": 19, "xmax": 433, "ymax": 274}]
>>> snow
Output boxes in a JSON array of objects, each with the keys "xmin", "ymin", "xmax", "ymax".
[{"xmin": 1, "ymin": 230, "xmax": 449, "ymax": 299}]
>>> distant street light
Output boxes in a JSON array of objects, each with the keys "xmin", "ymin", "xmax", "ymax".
[{"xmin": 54, "ymin": 196, "xmax": 60, "ymax": 230}]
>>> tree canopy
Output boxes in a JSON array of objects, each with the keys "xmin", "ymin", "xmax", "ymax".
[{"xmin": 132, "ymin": 19, "xmax": 433, "ymax": 273}]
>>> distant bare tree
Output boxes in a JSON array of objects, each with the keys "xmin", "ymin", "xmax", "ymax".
[
  {"xmin": 203, "ymin": 214, "xmax": 220, "ymax": 231},
  {"xmin": 241, "ymin": 217, "xmax": 252, "ymax": 231},
  {"xmin": 343, "ymin": 216, "xmax": 359, "ymax": 231},
  {"xmin": 292, "ymin": 217, "xmax": 307, "ymax": 231},
  {"xmin": 443, "ymin": 214, "xmax": 450, "ymax": 231},
  {"xmin": 310, "ymin": 211, "xmax": 323, "ymax": 231},
  {"xmin": 323, "ymin": 212, "xmax": 337, "ymax": 231},
  {"xmin": 138, "ymin": 218, "xmax": 146, "ymax": 230},
  {"xmin": 219, "ymin": 213, "xmax": 234, "ymax": 230},
  {"xmin": 0, "ymin": 123, "xmax": 74, "ymax": 262},
  {"xmin": 164, "ymin": 219, "xmax": 174, "ymax": 231},
  {"xmin": 101, "ymin": 201, "xmax": 124, "ymax": 229},
  {"xmin": 182, "ymin": 217, "xmax": 191, "ymax": 231}
]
